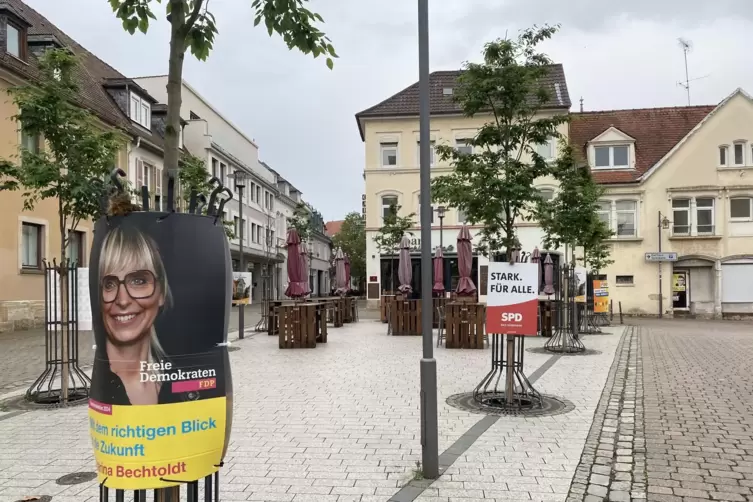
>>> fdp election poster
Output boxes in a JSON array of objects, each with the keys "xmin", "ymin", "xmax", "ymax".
[
  {"xmin": 88, "ymin": 212, "xmax": 234, "ymax": 490},
  {"xmin": 486, "ymin": 262, "xmax": 539, "ymax": 335},
  {"xmin": 593, "ymin": 279, "xmax": 609, "ymax": 314},
  {"xmin": 574, "ymin": 266, "xmax": 587, "ymax": 303}
]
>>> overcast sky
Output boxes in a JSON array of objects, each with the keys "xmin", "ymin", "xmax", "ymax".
[{"xmin": 27, "ymin": 0, "xmax": 752, "ymax": 221}]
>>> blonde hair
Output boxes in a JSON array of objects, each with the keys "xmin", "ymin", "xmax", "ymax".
[{"xmin": 99, "ymin": 226, "xmax": 172, "ymax": 363}]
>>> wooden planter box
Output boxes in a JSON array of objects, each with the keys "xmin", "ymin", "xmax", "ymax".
[
  {"xmin": 391, "ymin": 298, "xmax": 422, "ymax": 336},
  {"xmin": 445, "ymin": 302, "xmax": 485, "ymax": 349},
  {"xmin": 278, "ymin": 303, "xmax": 326, "ymax": 349}
]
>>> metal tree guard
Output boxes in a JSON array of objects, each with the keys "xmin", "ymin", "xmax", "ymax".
[
  {"xmin": 544, "ymin": 259, "xmax": 586, "ymax": 353},
  {"xmin": 473, "ymin": 248, "xmax": 542, "ymax": 410},
  {"xmin": 96, "ymin": 169, "xmax": 228, "ymax": 502},
  {"xmin": 25, "ymin": 259, "xmax": 91, "ymax": 405}
]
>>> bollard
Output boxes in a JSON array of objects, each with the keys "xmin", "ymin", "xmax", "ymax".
[
  {"xmin": 610, "ymin": 299, "xmax": 614, "ymax": 321},
  {"xmin": 619, "ymin": 301, "xmax": 624, "ymax": 325}
]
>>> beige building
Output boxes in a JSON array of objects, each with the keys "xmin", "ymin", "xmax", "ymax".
[
  {"xmin": 356, "ymin": 68, "xmax": 572, "ymax": 307},
  {"xmin": 572, "ymin": 89, "xmax": 753, "ymax": 318},
  {"xmin": 0, "ymin": 0, "xmax": 168, "ymax": 332},
  {"xmin": 358, "ymin": 67, "xmax": 753, "ymax": 318}
]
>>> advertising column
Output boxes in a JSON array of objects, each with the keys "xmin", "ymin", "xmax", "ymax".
[{"xmin": 87, "ymin": 212, "xmax": 233, "ymax": 490}]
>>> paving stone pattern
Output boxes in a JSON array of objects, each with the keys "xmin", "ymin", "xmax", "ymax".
[
  {"xmin": 0, "ymin": 320, "xmax": 625, "ymax": 502},
  {"xmin": 566, "ymin": 325, "xmax": 645, "ymax": 502},
  {"xmin": 640, "ymin": 319, "xmax": 753, "ymax": 502}
]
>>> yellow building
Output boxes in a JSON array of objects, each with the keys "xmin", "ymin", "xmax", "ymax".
[
  {"xmin": 356, "ymin": 68, "xmax": 571, "ymax": 307},
  {"xmin": 358, "ymin": 67, "xmax": 753, "ymax": 318},
  {"xmin": 571, "ymin": 89, "xmax": 753, "ymax": 318},
  {"xmin": 0, "ymin": 0, "xmax": 167, "ymax": 332}
]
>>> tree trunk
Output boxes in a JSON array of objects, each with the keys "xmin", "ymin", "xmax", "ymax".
[{"xmin": 164, "ymin": 0, "xmax": 187, "ymax": 179}]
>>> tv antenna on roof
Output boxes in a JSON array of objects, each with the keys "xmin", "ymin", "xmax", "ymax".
[{"xmin": 676, "ymin": 38, "xmax": 710, "ymax": 106}]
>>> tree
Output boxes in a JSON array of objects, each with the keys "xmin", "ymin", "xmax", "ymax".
[
  {"xmin": 0, "ymin": 49, "xmax": 121, "ymax": 402},
  {"xmin": 332, "ymin": 212, "xmax": 366, "ymax": 289},
  {"xmin": 287, "ymin": 201, "xmax": 313, "ymax": 241},
  {"xmin": 109, "ymin": 0, "xmax": 338, "ymax": 179},
  {"xmin": 177, "ymin": 153, "xmax": 235, "ymax": 238},
  {"xmin": 373, "ymin": 204, "xmax": 414, "ymax": 292},
  {"xmin": 432, "ymin": 26, "xmax": 568, "ymax": 259},
  {"xmin": 536, "ymin": 139, "xmax": 614, "ymax": 271}
]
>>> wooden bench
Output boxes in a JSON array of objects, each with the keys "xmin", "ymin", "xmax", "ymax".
[
  {"xmin": 390, "ymin": 298, "xmax": 422, "ymax": 336},
  {"xmin": 445, "ymin": 302, "xmax": 485, "ymax": 349},
  {"xmin": 278, "ymin": 302, "xmax": 327, "ymax": 349}
]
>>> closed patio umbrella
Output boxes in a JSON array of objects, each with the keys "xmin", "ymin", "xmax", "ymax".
[
  {"xmin": 344, "ymin": 254, "xmax": 351, "ymax": 292},
  {"xmin": 334, "ymin": 247, "xmax": 347, "ymax": 295},
  {"xmin": 284, "ymin": 228, "xmax": 307, "ymax": 298},
  {"xmin": 432, "ymin": 247, "xmax": 445, "ymax": 294},
  {"xmin": 299, "ymin": 241, "xmax": 311, "ymax": 296},
  {"xmin": 397, "ymin": 235, "xmax": 413, "ymax": 294},
  {"xmin": 531, "ymin": 247, "xmax": 541, "ymax": 293},
  {"xmin": 455, "ymin": 225, "xmax": 476, "ymax": 297},
  {"xmin": 543, "ymin": 253, "xmax": 555, "ymax": 296}
]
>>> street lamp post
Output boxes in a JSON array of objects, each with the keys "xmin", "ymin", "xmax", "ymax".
[
  {"xmin": 234, "ymin": 170, "xmax": 251, "ymax": 339},
  {"xmin": 658, "ymin": 212, "xmax": 671, "ymax": 318},
  {"xmin": 437, "ymin": 206, "xmax": 446, "ymax": 250},
  {"xmin": 417, "ymin": 0, "xmax": 439, "ymax": 479}
]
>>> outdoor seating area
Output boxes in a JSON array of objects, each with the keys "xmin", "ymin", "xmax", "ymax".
[
  {"xmin": 443, "ymin": 300, "xmax": 486, "ymax": 349},
  {"xmin": 389, "ymin": 296, "xmax": 422, "ymax": 336},
  {"xmin": 277, "ymin": 301, "xmax": 327, "ymax": 349}
]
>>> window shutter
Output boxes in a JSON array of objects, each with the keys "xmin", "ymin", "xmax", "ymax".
[
  {"xmin": 135, "ymin": 159, "xmax": 143, "ymax": 188},
  {"xmin": 156, "ymin": 167, "xmax": 163, "ymax": 204}
]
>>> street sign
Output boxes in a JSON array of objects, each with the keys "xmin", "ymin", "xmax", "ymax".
[
  {"xmin": 486, "ymin": 262, "xmax": 539, "ymax": 336},
  {"xmin": 645, "ymin": 252, "xmax": 678, "ymax": 262}
]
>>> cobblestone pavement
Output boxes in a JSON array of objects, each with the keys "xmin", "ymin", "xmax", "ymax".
[
  {"xmin": 567, "ymin": 318, "xmax": 753, "ymax": 502},
  {"xmin": 0, "ymin": 318, "xmax": 624, "ymax": 502}
]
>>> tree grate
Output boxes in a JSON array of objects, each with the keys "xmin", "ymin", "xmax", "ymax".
[
  {"xmin": 447, "ymin": 392, "xmax": 575, "ymax": 417},
  {"xmin": 527, "ymin": 346, "xmax": 602, "ymax": 356},
  {"xmin": 55, "ymin": 471, "xmax": 97, "ymax": 485}
]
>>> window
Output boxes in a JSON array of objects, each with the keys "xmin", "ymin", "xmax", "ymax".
[
  {"xmin": 719, "ymin": 146, "xmax": 728, "ymax": 167},
  {"xmin": 672, "ymin": 199, "xmax": 690, "ymax": 235},
  {"xmin": 251, "ymin": 223, "xmax": 257, "ymax": 243},
  {"xmin": 594, "ymin": 145, "xmax": 629, "ymax": 169},
  {"xmin": 256, "ymin": 185, "xmax": 261, "ymax": 203},
  {"xmin": 616, "ymin": 275, "xmax": 634, "ymax": 286},
  {"xmin": 457, "ymin": 209, "xmax": 467, "ymax": 224},
  {"xmin": 380, "ymin": 142, "xmax": 398, "ymax": 167},
  {"xmin": 21, "ymin": 128, "xmax": 39, "ymax": 155},
  {"xmin": 696, "ymin": 197, "xmax": 715, "ymax": 234},
  {"xmin": 416, "ymin": 141, "xmax": 435, "ymax": 166},
  {"xmin": 535, "ymin": 138, "xmax": 555, "ymax": 161},
  {"xmin": 539, "ymin": 188, "xmax": 555, "ymax": 202},
  {"xmin": 249, "ymin": 182, "xmax": 255, "ymax": 202},
  {"xmin": 190, "ymin": 111, "xmax": 201, "ymax": 120},
  {"xmin": 733, "ymin": 142, "xmax": 745, "ymax": 166},
  {"xmin": 456, "ymin": 139, "xmax": 472, "ymax": 156},
  {"xmin": 6, "ymin": 23, "xmax": 20, "ymax": 58},
  {"xmin": 129, "ymin": 92, "xmax": 151, "ymax": 129},
  {"xmin": 142, "ymin": 162, "xmax": 153, "ymax": 191},
  {"xmin": 220, "ymin": 163, "xmax": 227, "ymax": 187},
  {"xmin": 730, "ymin": 197, "xmax": 753, "ymax": 220},
  {"xmin": 256, "ymin": 225, "xmax": 262, "ymax": 244},
  {"xmin": 233, "ymin": 217, "xmax": 239, "ymax": 238},
  {"xmin": 597, "ymin": 201, "xmax": 611, "ymax": 227},
  {"xmin": 21, "ymin": 222, "xmax": 42, "ymax": 269},
  {"xmin": 381, "ymin": 195, "xmax": 398, "ymax": 220},
  {"xmin": 615, "ymin": 200, "xmax": 637, "ymax": 237},
  {"xmin": 68, "ymin": 230, "xmax": 85, "ymax": 267},
  {"xmin": 211, "ymin": 158, "xmax": 218, "ymax": 178}
]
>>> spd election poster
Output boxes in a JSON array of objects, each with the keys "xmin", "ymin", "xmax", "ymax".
[
  {"xmin": 486, "ymin": 262, "xmax": 539, "ymax": 335},
  {"xmin": 87, "ymin": 212, "xmax": 234, "ymax": 490}
]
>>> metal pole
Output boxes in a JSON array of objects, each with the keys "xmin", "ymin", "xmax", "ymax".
[
  {"xmin": 238, "ymin": 184, "xmax": 245, "ymax": 339},
  {"xmin": 658, "ymin": 212, "xmax": 663, "ymax": 319},
  {"xmin": 418, "ymin": 0, "xmax": 438, "ymax": 480}
]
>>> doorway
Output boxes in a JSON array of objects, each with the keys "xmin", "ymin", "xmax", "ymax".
[{"xmin": 672, "ymin": 270, "xmax": 689, "ymax": 310}]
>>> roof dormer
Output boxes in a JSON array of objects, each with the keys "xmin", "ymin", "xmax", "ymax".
[
  {"xmin": 27, "ymin": 33, "xmax": 64, "ymax": 58},
  {"xmin": 587, "ymin": 126, "xmax": 636, "ymax": 171},
  {"xmin": 0, "ymin": 2, "xmax": 31, "ymax": 62},
  {"xmin": 103, "ymin": 78, "xmax": 159, "ymax": 130}
]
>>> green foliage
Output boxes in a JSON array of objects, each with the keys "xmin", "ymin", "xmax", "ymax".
[
  {"xmin": 431, "ymin": 25, "xmax": 567, "ymax": 257},
  {"xmin": 373, "ymin": 204, "xmax": 414, "ymax": 256},
  {"xmin": 536, "ymin": 140, "xmax": 614, "ymax": 272},
  {"xmin": 178, "ymin": 154, "xmax": 235, "ymax": 239},
  {"xmin": 109, "ymin": 0, "xmax": 337, "ymax": 66},
  {"xmin": 287, "ymin": 202, "xmax": 314, "ymax": 242},
  {"xmin": 0, "ymin": 49, "xmax": 120, "ymax": 259},
  {"xmin": 331, "ymin": 212, "xmax": 366, "ymax": 285}
]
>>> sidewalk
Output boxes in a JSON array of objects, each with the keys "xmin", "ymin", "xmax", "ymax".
[{"xmin": 0, "ymin": 321, "xmax": 625, "ymax": 502}]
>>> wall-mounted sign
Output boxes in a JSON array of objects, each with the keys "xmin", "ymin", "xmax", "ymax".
[
  {"xmin": 88, "ymin": 212, "xmax": 233, "ymax": 490},
  {"xmin": 485, "ymin": 262, "xmax": 539, "ymax": 336},
  {"xmin": 369, "ymin": 275, "xmax": 378, "ymax": 282},
  {"xmin": 645, "ymin": 252, "xmax": 678, "ymax": 262}
]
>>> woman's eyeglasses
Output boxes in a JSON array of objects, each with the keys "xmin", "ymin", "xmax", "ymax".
[{"xmin": 101, "ymin": 270, "xmax": 156, "ymax": 303}]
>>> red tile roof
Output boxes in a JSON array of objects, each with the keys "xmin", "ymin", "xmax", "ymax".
[
  {"xmin": 325, "ymin": 220, "xmax": 344, "ymax": 236},
  {"xmin": 570, "ymin": 106, "xmax": 715, "ymax": 184}
]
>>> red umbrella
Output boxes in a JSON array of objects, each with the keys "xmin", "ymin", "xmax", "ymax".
[
  {"xmin": 344, "ymin": 254, "xmax": 351, "ymax": 292},
  {"xmin": 284, "ymin": 228, "xmax": 307, "ymax": 298},
  {"xmin": 397, "ymin": 235, "xmax": 413, "ymax": 294},
  {"xmin": 299, "ymin": 241, "xmax": 311, "ymax": 296},
  {"xmin": 543, "ymin": 253, "xmax": 555, "ymax": 296},
  {"xmin": 432, "ymin": 247, "xmax": 445, "ymax": 294},
  {"xmin": 456, "ymin": 225, "xmax": 476, "ymax": 296},
  {"xmin": 334, "ymin": 247, "xmax": 347, "ymax": 295}
]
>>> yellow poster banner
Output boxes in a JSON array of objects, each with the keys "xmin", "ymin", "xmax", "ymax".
[{"xmin": 593, "ymin": 279, "xmax": 609, "ymax": 313}]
